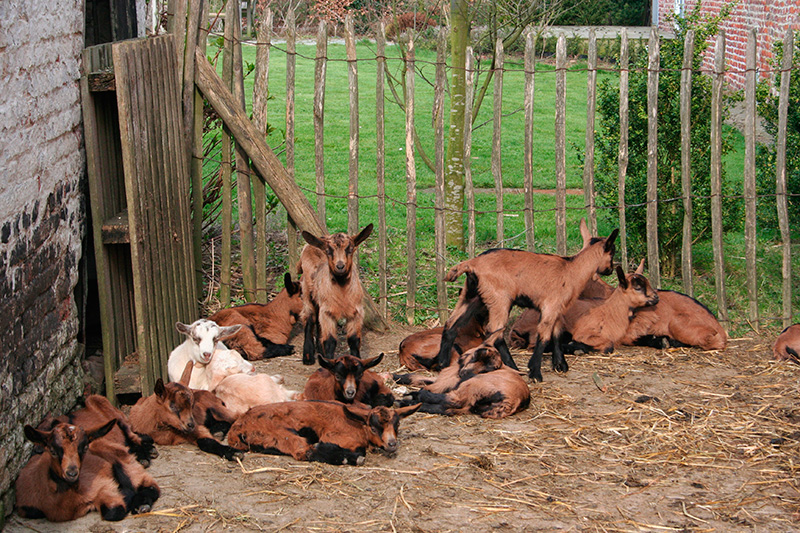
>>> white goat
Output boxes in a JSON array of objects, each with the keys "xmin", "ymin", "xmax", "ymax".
[
  {"xmin": 167, "ymin": 320, "xmax": 251, "ymax": 389},
  {"xmin": 214, "ymin": 373, "xmax": 300, "ymax": 417}
]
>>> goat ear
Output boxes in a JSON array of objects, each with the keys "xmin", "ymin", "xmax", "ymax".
[
  {"xmin": 342, "ymin": 404, "xmax": 369, "ymax": 424},
  {"xmin": 396, "ymin": 403, "xmax": 422, "ymax": 418},
  {"xmin": 362, "ymin": 352, "xmax": 384, "ymax": 370},
  {"xmin": 284, "ymin": 273, "xmax": 301, "ymax": 296},
  {"xmin": 154, "ymin": 379, "xmax": 167, "ymax": 398},
  {"xmin": 579, "ymin": 218, "xmax": 591, "ymax": 248},
  {"xmin": 86, "ymin": 419, "xmax": 117, "ymax": 443},
  {"xmin": 604, "ymin": 229, "xmax": 619, "ymax": 251},
  {"xmin": 176, "ymin": 321, "xmax": 192, "ymax": 336},
  {"xmin": 179, "ymin": 361, "xmax": 194, "ymax": 386},
  {"xmin": 317, "ymin": 355, "xmax": 337, "ymax": 371},
  {"xmin": 635, "ymin": 258, "xmax": 645, "ymax": 275},
  {"xmin": 353, "ymin": 223, "xmax": 374, "ymax": 247},
  {"xmin": 218, "ymin": 324, "xmax": 242, "ymax": 340},
  {"xmin": 301, "ymin": 231, "xmax": 325, "ymax": 250},
  {"xmin": 616, "ymin": 266, "xmax": 628, "ymax": 289},
  {"xmin": 23, "ymin": 425, "xmax": 49, "ymax": 446}
]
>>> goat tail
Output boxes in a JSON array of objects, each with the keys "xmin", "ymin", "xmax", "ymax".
[{"xmin": 445, "ymin": 261, "xmax": 472, "ymax": 282}]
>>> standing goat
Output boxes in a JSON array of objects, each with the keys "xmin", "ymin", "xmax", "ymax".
[
  {"xmin": 208, "ymin": 273, "xmax": 303, "ymax": 360},
  {"xmin": 167, "ymin": 319, "xmax": 244, "ymax": 388},
  {"xmin": 438, "ymin": 228, "xmax": 618, "ymax": 382},
  {"xmin": 298, "ymin": 224, "xmax": 373, "ymax": 364}
]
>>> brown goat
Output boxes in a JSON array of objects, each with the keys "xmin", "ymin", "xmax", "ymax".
[
  {"xmin": 208, "ymin": 273, "xmax": 303, "ymax": 360},
  {"xmin": 773, "ymin": 325, "xmax": 800, "ymax": 361},
  {"xmin": 298, "ymin": 224, "xmax": 373, "ymax": 364},
  {"xmin": 16, "ymin": 420, "xmax": 159, "ymax": 521},
  {"xmin": 191, "ymin": 389, "xmax": 239, "ymax": 436},
  {"xmin": 129, "ymin": 362, "xmax": 243, "ymax": 461},
  {"xmin": 438, "ymin": 228, "xmax": 618, "ymax": 382},
  {"xmin": 227, "ymin": 400, "xmax": 420, "ymax": 465},
  {"xmin": 299, "ymin": 353, "xmax": 394, "ymax": 407}
]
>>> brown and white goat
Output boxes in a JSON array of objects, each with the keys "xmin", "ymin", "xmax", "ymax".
[
  {"xmin": 773, "ymin": 324, "xmax": 800, "ymax": 361},
  {"xmin": 297, "ymin": 224, "xmax": 373, "ymax": 364},
  {"xmin": 213, "ymin": 373, "xmax": 300, "ymax": 418},
  {"xmin": 168, "ymin": 319, "xmax": 244, "ymax": 387},
  {"xmin": 397, "ymin": 336, "xmax": 529, "ymax": 419},
  {"xmin": 438, "ymin": 228, "xmax": 619, "ymax": 382},
  {"xmin": 129, "ymin": 362, "xmax": 243, "ymax": 461},
  {"xmin": 227, "ymin": 400, "xmax": 420, "ymax": 465},
  {"xmin": 208, "ymin": 273, "xmax": 303, "ymax": 360},
  {"xmin": 299, "ymin": 353, "xmax": 394, "ymax": 407},
  {"xmin": 16, "ymin": 420, "xmax": 159, "ymax": 522}
]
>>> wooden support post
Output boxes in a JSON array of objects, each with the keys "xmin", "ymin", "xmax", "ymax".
[
  {"xmin": 583, "ymin": 28, "xmax": 597, "ymax": 234},
  {"xmin": 555, "ymin": 34, "xmax": 567, "ymax": 255},
  {"xmin": 710, "ymin": 31, "xmax": 729, "ymax": 323},
  {"xmin": 617, "ymin": 29, "xmax": 629, "ymax": 269},
  {"xmin": 646, "ymin": 28, "xmax": 661, "ymax": 288},
  {"xmin": 680, "ymin": 30, "xmax": 695, "ymax": 296},
  {"xmin": 523, "ymin": 28, "xmax": 536, "ymax": 251},
  {"xmin": 405, "ymin": 35, "xmax": 417, "ymax": 325},
  {"xmin": 744, "ymin": 29, "xmax": 759, "ymax": 331},
  {"xmin": 434, "ymin": 27, "xmax": 448, "ymax": 321},
  {"xmin": 492, "ymin": 37, "xmax": 504, "ymax": 245}
]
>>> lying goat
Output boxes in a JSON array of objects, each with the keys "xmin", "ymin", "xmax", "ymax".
[
  {"xmin": 227, "ymin": 400, "xmax": 420, "ymax": 465},
  {"xmin": 773, "ymin": 324, "xmax": 800, "ymax": 361},
  {"xmin": 167, "ymin": 319, "xmax": 245, "ymax": 388},
  {"xmin": 214, "ymin": 373, "xmax": 300, "ymax": 418},
  {"xmin": 300, "ymin": 353, "xmax": 394, "ymax": 407}
]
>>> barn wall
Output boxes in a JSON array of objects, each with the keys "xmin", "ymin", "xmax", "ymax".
[
  {"xmin": 0, "ymin": 0, "xmax": 87, "ymax": 520},
  {"xmin": 656, "ymin": 0, "xmax": 800, "ymax": 89}
]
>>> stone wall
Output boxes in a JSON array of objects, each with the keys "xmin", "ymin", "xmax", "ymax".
[
  {"xmin": 657, "ymin": 0, "xmax": 800, "ymax": 89},
  {"xmin": 0, "ymin": 0, "xmax": 87, "ymax": 521}
]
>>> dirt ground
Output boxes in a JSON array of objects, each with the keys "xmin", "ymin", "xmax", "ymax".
[{"xmin": 6, "ymin": 324, "xmax": 800, "ymax": 533}]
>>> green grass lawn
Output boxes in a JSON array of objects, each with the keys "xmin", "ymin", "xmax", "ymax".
[{"xmin": 202, "ymin": 38, "xmax": 798, "ymax": 333}]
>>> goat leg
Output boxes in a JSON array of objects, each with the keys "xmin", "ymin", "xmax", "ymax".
[
  {"xmin": 527, "ymin": 338, "xmax": 546, "ymax": 382},
  {"xmin": 492, "ymin": 336, "xmax": 519, "ymax": 370}
]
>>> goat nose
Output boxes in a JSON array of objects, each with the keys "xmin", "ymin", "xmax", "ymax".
[
  {"xmin": 385, "ymin": 438, "xmax": 398, "ymax": 451},
  {"xmin": 65, "ymin": 466, "xmax": 79, "ymax": 482},
  {"xmin": 344, "ymin": 387, "xmax": 356, "ymax": 399},
  {"xmin": 186, "ymin": 419, "xmax": 196, "ymax": 431},
  {"xmin": 335, "ymin": 261, "xmax": 345, "ymax": 271},
  {"xmin": 202, "ymin": 352, "xmax": 212, "ymax": 362}
]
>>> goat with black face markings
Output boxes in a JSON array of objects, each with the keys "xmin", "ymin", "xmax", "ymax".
[
  {"xmin": 300, "ymin": 353, "xmax": 394, "ymax": 407},
  {"xmin": 298, "ymin": 224, "xmax": 373, "ymax": 364}
]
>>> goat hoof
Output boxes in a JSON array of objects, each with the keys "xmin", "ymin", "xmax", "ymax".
[
  {"xmin": 356, "ymin": 455, "xmax": 365, "ymax": 466},
  {"xmin": 528, "ymin": 371, "xmax": 543, "ymax": 383},
  {"xmin": 134, "ymin": 504, "xmax": 152, "ymax": 514},
  {"xmin": 302, "ymin": 354, "xmax": 315, "ymax": 365}
]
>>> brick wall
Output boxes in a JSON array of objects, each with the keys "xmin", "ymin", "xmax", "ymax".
[
  {"xmin": 656, "ymin": 0, "xmax": 800, "ymax": 89},
  {"xmin": 0, "ymin": 0, "xmax": 87, "ymax": 521}
]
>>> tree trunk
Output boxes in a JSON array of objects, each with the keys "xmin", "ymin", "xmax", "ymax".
[{"xmin": 444, "ymin": 0, "xmax": 470, "ymax": 249}]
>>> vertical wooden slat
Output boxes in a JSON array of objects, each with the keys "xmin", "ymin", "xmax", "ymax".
[
  {"xmin": 776, "ymin": 30, "xmax": 794, "ymax": 327},
  {"xmin": 646, "ymin": 28, "xmax": 661, "ymax": 288},
  {"xmin": 285, "ymin": 9, "xmax": 299, "ymax": 276},
  {"xmin": 253, "ymin": 8, "xmax": 273, "ymax": 302},
  {"xmin": 219, "ymin": 2, "xmax": 234, "ymax": 305},
  {"xmin": 710, "ymin": 31, "xmax": 728, "ymax": 322},
  {"xmin": 172, "ymin": 0, "xmax": 186, "ymax": 68},
  {"xmin": 555, "ymin": 34, "xmax": 567, "ymax": 255},
  {"xmin": 434, "ymin": 27, "xmax": 448, "ymax": 321},
  {"xmin": 345, "ymin": 15, "xmax": 359, "ymax": 238},
  {"xmin": 314, "ymin": 21, "xmax": 328, "ymax": 221},
  {"xmin": 617, "ymin": 30, "xmax": 629, "ymax": 268},
  {"xmin": 583, "ymin": 28, "xmax": 598, "ymax": 234},
  {"xmin": 376, "ymin": 22, "xmax": 388, "ymax": 318},
  {"xmin": 191, "ymin": 0, "xmax": 209, "ymax": 296},
  {"xmin": 680, "ymin": 30, "xmax": 695, "ymax": 296},
  {"xmin": 405, "ymin": 35, "xmax": 417, "ymax": 325},
  {"xmin": 744, "ymin": 29, "xmax": 759, "ymax": 330},
  {"xmin": 181, "ymin": 0, "xmax": 202, "ymax": 148},
  {"xmin": 523, "ymin": 28, "xmax": 536, "ymax": 251},
  {"xmin": 232, "ymin": 10, "xmax": 256, "ymax": 302},
  {"xmin": 492, "ymin": 37, "xmax": 504, "ymax": 245},
  {"xmin": 464, "ymin": 46, "xmax": 476, "ymax": 259}
]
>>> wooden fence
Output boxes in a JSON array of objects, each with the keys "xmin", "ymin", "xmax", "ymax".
[{"xmin": 193, "ymin": 9, "xmax": 797, "ymax": 333}]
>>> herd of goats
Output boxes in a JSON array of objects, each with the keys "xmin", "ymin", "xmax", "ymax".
[{"xmin": 15, "ymin": 220, "xmax": 800, "ymax": 523}]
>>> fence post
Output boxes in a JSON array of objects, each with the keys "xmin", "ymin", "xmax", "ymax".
[
  {"xmin": 710, "ymin": 31, "xmax": 729, "ymax": 323},
  {"xmin": 555, "ymin": 33, "xmax": 567, "ymax": 255},
  {"xmin": 434, "ymin": 27, "xmax": 448, "ymax": 321},
  {"xmin": 523, "ymin": 27, "xmax": 536, "ymax": 251},
  {"xmin": 646, "ymin": 27, "xmax": 661, "ymax": 288},
  {"xmin": 285, "ymin": 10, "xmax": 299, "ymax": 276},
  {"xmin": 314, "ymin": 21, "xmax": 328, "ymax": 222},
  {"xmin": 583, "ymin": 28, "xmax": 597, "ymax": 235},
  {"xmin": 776, "ymin": 29, "xmax": 794, "ymax": 327},
  {"xmin": 465, "ymin": 46, "xmax": 476, "ymax": 259},
  {"xmin": 405, "ymin": 34, "xmax": 417, "ymax": 325},
  {"xmin": 376, "ymin": 22, "xmax": 388, "ymax": 318},
  {"xmin": 219, "ymin": 0, "xmax": 235, "ymax": 305},
  {"xmin": 744, "ymin": 29, "xmax": 759, "ymax": 331},
  {"xmin": 190, "ymin": 0, "xmax": 208, "ymax": 297},
  {"xmin": 492, "ymin": 37, "xmax": 505, "ymax": 245},
  {"xmin": 253, "ymin": 8, "xmax": 273, "ymax": 302},
  {"xmin": 680, "ymin": 30, "xmax": 695, "ymax": 296},
  {"xmin": 345, "ymin": 15, "xmax": 359, "ymax": 239},
  {"xmin": 618, "ymin": 29, "xmax": 629, "ymax": 269}
]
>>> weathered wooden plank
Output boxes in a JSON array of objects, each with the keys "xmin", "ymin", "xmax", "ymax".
[
  {"xmin": 219, "ymin": 3, "xmax": 235, "ymax": 305},
  {"xmin": 345, "ymin": 15, "xmax": 359, "ymax": 238},
  {"xmin": 710, "ymin": 31, "xmax": 729, "ymax": 323},
  {"xmin": 191, "ymin": 0, "xmax": 209, "ymax": 297},
  {"xmin": 776, "ymin": 30, "xmax": 793, "ymax": 327},
  {"xmin": 744, "ymin": 29, "xmax": 759, "ymax": 330},
  {"xmin": 253, "ymin": 8, "xmax": 272, "ymax": 302},
  {"xmin": 314, "ymin": 21, "xmax": 328, "ymax": 221},
  {"xmin": 555, "ymin": 34, "xmax": 567, "ymax": 255},
  {"xmin": 88, "ymin": 71, "xmax": 116, "ymax": 92},
  {"xmin": 617, "ymin": 30, "xmax": 629, "ymax": 268},
  {"xmin": 376, "ymin": 22, "xmax": 388, "ymax": 318},
  {"xmin": 680, "ymin": 30, "xmax": 695, "ymax": 296},
  {"xmin": 492, "ymin": 37, "xmax": 505, "ymax": 245},
  {"xmin": 583, "ymin": 28, "xmax": 597, "ymax": 234},
  {"xmin": 464, "ymin": 46, "xmax": 476, "ymax": 259},
  {"xmin": 285, "ymin": 9, "xmax": 299, "ymax": 277},
  {"xmin": 101, "ymin": 211, "xmax": 130, "ymax": 243},
  {"xmin": 405, "ymin": 35, "xmax": 417, "ymax": 325},
  {"xmin": 523, "ymin": 28, "xmax": 536, "ymax": 251},
  {"xmin": 646, "ymin": 28, "xmax": 661, "ymax": 288},
  {"xmin": 434, "ymin": 26, "xmax": 448, "ymax": 321}
]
